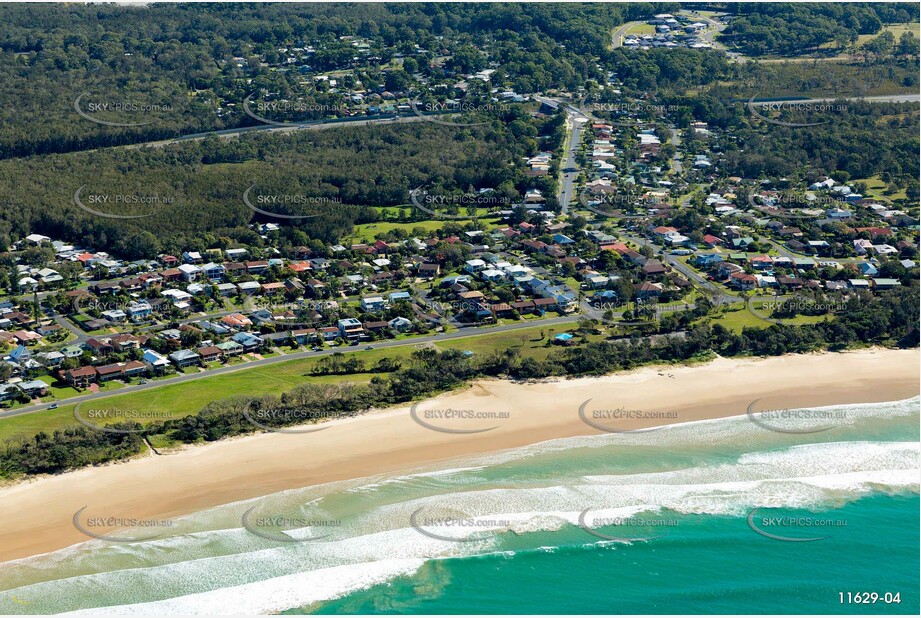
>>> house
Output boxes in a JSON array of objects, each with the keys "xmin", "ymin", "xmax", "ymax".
[
  {"xmin": 62, "ymin": 366, "xmax": 98, "ymax": 387},
  {"xmin": 61, "ymin": 344, "xmax": 84, "ymax": 359},
  {"xmin": 197, "ymin": 345, "xmax": 223, "ymax": 363},
  {"xmin": 417, "ymin": 263, "xmax": 441, "ymax": 279},
  {"xmin": 237, "ymin": 281, "xmax": 261, "ymax": 295},
  {"xmin": 217, "ymin": 282, "xmax": 238, "ymax": 296},
  {"xmin": 169, "ymin": 349, "xmax": 201, "ymax": 368},
  {"xmin": 291, "ymin": 328, "xmax": 318, "ymax": 345},
  {"xmin": 360, "ymin": 296, "xmax": 387, "ymax": 313},
  {"xmin": 246, "ymin": 260, "xmax": 269, "ymax": 274},
  {"xmin": 642, "ymin": 260, "xmax": 666, "ymax": 276},
  {"xmin": 364, "ymin": 320, "xmax": 389, "ymax": 333},
  {"xmin": 110, "ymin": 333, "xmax": 144, "ymax": 352},
  {"xmin": 388, "ymin": 316, "xmax": 413, "ymax": 332},
  {"xmin": 0, "ymin": 383, "xmax": 20, "ymax": 402},
  {"xmin": 232, "ymin": 331, "xmax": 265, "ymax": 351},
  {"xmin": 337, "ymin": 318, "xmax": 364, "ymax": 340},
  {"xmin": 96, "ymin": 363, "xmax": 126, "ymax": 382},
  {"xmin": 36, "ymin": 350, "xmax": 65, "ymax": 368},
  {"xmin": 126, "ymin": 301, "xmax": 153, "ymax": 322},
  {"xmin": 8, "ymin": 345, "xmax": 31, "ymax": 364},
  {"xmin": 872, "ymin": 278, "xmax": 901, "ymax": 290},
  {"xmin": 178, "ymin": 263, "xmax": 202, "ymax": 282},
  {"xmin": 216, "ymin": 340, "xmax": 245, "ymax": 356},
  {"xmin": 85, "ymin": 337, "xmax": 115, "ymax": 357},
  {"xmin": 123, "ymin": 360, "xmax": 148, "ymax": 378},
  {"xmin": 17, "ymin": 379, "xmax": 49, "ymax": 398},
  {"xmin": 261, "ymin": 281, "xmax": 286, "ymax": 296},
  {"xmin": 320, "ymin": 326, "xmax": 341, "ymax": 341},
  {"xmin": 703, "ymin": 234, "xmax": 724, "ymax": 248},
  {"xmin": 221, "ymin": 313, "xmax": 252, "ymax": 330},
  {"xmin": 389, "ymin": 291, "xmax": 412, "ymax": 304},
  {"xmin": 464, "ymin": 259, "xmax": 487, "ymax": 274},
  {"xmin": 202, "ymin": 262, "xmax": 226, "ymax": 281},
  {"xmin": 729, "ymin": 272, "xmax": 758, "ymax": 290},
  {"xmin": 101, "ymin": 309, "xmax": 127, "ymax": 322},
  {"xmin": 480, "ymin": 268, "xmax": 505, "ymax": 282},
  {"xmin": 635, "ymin": 281, "xmax": 663, "ymax": 299}
]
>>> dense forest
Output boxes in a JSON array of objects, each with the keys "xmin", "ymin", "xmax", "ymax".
[
  {"xmin": 0, "ymin": 111, "xmax": 551, "ymax": 256},
  {"xmin": 0, "ymin": 2, "xmax": 654, "ymax": 159},
  {"xmin": 3, "ymin": 3, "xmax": 914, "ymax": 159},
  {"xmin": 1, "ymin": 286, "xmax": 916, "ymax": 478},
  {"xmin": 721, "ymin": 2, "xmax": 918, "ymax": 55}
]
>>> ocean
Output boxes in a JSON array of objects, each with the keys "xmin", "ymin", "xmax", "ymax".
[{"xmin": 1, "ymin": 398, "xmax": 918, "ymax": 615}]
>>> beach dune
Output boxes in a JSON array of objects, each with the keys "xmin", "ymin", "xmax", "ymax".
[{"xmin": 0, "ymin": 348, "xmax": 917, "ymax": 563}]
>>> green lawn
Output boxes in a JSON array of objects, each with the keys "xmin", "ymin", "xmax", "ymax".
[
  {"xmin": 349, "ymin": 215, "xmax": 503, "ymax": 243},
  {"xmin": 437, "ymin": 322, "xmax": 560, "ymax": 360},
  {"xmin": 0, "ymin": 323, "xmax": 571, "ymax": 441},
  {"xmin": 853, "ymin": 175, "xmax": 909, "ymax": 202},
  {"xmin": 625, "ymin": 23, "xmax": 656, "ymax": 36},
  {"xmin": 704, "ymin": 300, "xmax": 833, "ymax": 333},
  {"xmin": 857, "ymin": 22, "xmax": 920, "ymax": 45}
]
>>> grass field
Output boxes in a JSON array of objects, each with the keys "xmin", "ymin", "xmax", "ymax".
[
  {"xmin": 625, "ymin": 23, "xmax": 656, "ymax": 36},
  {"xmin": 853, "ymin": 175, "xmax": 909, "ymax": 201},
  {"xmin": 349, "ymin": 215, "xmax": 502, "ymax": 243},
  {"xmin": 0, "ymin": 323, "xmax": 565, "ymax": 441},
  {"xmin": 857, "ymin": 22, "xmax": 920, "ymax": 45},
  {"xmin": 706, "ymin": 301, "xmax": 833, "ymax": 333}
]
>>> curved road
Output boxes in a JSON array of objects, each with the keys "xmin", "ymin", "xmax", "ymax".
[{"xmin": 0, "ymin": 315, "xmax": 582, "ymax": 420}]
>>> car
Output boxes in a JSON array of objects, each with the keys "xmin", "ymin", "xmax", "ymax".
[
  {"xmin": 365, "ymin": 346, "xmax": 374, "ymax": 350},
  {"xmin": 48, "ymin": 403, "xmax": 58, "ymax": 410}
]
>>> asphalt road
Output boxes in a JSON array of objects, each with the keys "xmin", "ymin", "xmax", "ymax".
[
  {"xmin": 611, "ymin": 21, "xmax": 643, "ymax": 49},
  {"xmin": 748, "ymin": 94, "xmax": 920, "ymax": 104},
  {"xmin": 0, "ymin": 315, "xmax": 582, "ymax": 420},
  {"xmin": 126, "ymin": 114, "xmax": 435, "ymax": 150},
  {"xmin": 559, "ymin": 112, "xmax": 585, "ymax": 214}
]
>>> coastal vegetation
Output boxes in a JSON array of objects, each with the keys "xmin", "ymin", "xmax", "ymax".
[{"xmin": 2, "ymin": 286, "xmax": 916, "ymax": 479}]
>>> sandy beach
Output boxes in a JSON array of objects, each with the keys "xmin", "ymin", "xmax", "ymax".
[{"xmin": 0, "ymin": 348, "xmax": 917, "ymax": 563}]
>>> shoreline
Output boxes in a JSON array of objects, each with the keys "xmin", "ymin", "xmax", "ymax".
[{"xmin": 0, "ymin": 348, "xmax": 917, "ymax": 564}]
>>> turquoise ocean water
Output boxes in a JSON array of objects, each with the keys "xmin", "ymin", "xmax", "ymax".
[{"xmin": 1, "ymin": 397, "xmax": 918, "ymax": 615}]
